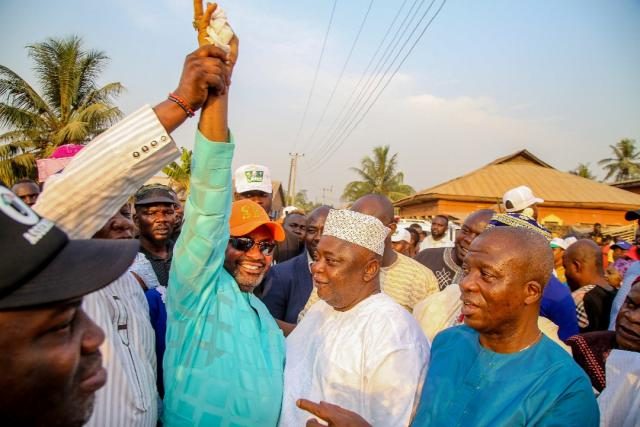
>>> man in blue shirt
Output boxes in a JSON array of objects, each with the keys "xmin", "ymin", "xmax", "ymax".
[
  {"xmin": 261, "ymin": 206, "xmax": 331, "ymax": 327},
  {"xmin": 297, "ymin": 227, "xmax": 598, "ymax": 427}
]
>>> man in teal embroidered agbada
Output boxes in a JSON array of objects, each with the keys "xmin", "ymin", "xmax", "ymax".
[{"xmin": 161, "ymin": 31, "xmax": 286, "ymax": 426}]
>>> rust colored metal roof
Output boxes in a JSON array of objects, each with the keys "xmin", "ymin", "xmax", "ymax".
[{"xmin": 396, "ymin": 150, "xmax": 640, "ymax": 210}]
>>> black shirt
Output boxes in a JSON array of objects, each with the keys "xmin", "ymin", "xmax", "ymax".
[{"xmin": 139, "ymin": 241, "xmax": 174, "ymax": 288}]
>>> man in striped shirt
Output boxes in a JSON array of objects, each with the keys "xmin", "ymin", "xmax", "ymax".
[{"xmin": 33, "ymin": 44, "xmax": 232, "ymax": 426}]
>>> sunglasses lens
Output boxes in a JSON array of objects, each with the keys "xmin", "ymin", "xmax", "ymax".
[
  {"xmin": 230, "ymin": 238, "xmax": 276, "ymax": 255},
  {"xmin": 230, "ymin": 237, "xmax": 254, "ymax": 252},
  {"xmin": 260, "ymin": 242, "xmax": 276, "ymax": 255}
]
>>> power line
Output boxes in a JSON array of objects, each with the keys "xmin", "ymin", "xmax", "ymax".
[
  {"xmin": 291, "ymin": 0, "xmax": 338, "ymax": 152},
  {"xmin": 305, "ymin": 0, "xmax": 422, "ymax": 163},
  {"xmin": 300, "ymin": 0, "xmax": 375, "ymax": 155},
  {"xmin": 306, "ymin": 0, "xmax": 431, "ymax": 169},
  {"xmin": 307, "ymin": 0, "xmax": 447, "ymax": 172}
]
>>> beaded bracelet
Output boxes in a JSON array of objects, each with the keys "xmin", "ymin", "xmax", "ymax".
[{"xmin": 168, "ymin": 93, "xmax": 195, "ymax": 118}]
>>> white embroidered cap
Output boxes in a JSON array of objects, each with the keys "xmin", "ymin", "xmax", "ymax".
[{"xmin": 323, "ymin": 209, "xmax": 389, "ymax": 256}]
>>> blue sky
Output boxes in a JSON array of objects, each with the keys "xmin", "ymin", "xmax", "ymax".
[{"xmin": 1, "ymin": 0, "xmax": 639, "ymax": 205}]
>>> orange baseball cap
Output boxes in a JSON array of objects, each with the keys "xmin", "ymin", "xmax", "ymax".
[{"xmin": 229, "ymin": 199, "xmax": 285, "ymax": 241}]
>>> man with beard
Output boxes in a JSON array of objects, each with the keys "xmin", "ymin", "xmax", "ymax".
[
  {"xmin": 419, "ymin": 215, "xmax": 453, "ymax": 250},
  {"xmin": 0, "ymin": 186, "xmax": 138, "ymax": 427},
  {"xmin": 162, "ymin": 34, "xmax": 288, "ymax": 425},
  {"xmin": 134, "ymin": 184, "xmax": 177, "ymax": 288},
  {"xmin": 415, "ymin": 209, "xmax": 495, "ymax": 291},
  {"xmin": 261, "ymin": 206, "xmax": 331, "ymax": 330}
]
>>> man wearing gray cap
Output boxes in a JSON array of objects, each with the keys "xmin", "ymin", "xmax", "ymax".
[{"xmin": 279, "ymin": 209, "xmax": 429, "ymax": 426}]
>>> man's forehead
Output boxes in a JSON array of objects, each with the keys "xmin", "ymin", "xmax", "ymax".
[
  {"xmin": 0, "ymin": 297, "xmax": 82, "ymax": 320},
  {"xmin": 13, "ymin": 182, "xmax": 39, "ymax": 193},
  {"xmin": 468, "ymin": 234, "xmax": 515, "ymax": 263}
]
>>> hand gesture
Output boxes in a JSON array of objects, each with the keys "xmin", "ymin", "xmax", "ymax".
[
  {"xmin": 296, "ymin": 399, "xmax": 372, "ymax": 427},
  {"xmin": 173, "ymin": 45, "xmax": 229, "ymax": 112}
]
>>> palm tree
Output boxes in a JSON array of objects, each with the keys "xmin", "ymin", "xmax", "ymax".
[
  {"xmin": 569, "ymin": 163, "xmax": 596, "ymax": 180},
  {"xmin": 163, "ymin": 147, "xmax": 192, "ymax": 198},
  {"xmin": 598, "ymin": 139, "xmax": 640, "ymax": 182},
  {"xmin": 342, "ymin": 145, "xmax": 415, "ymax": 202},
  {"xmin": 0, "ymin": 36, "xmax": 123, "ymax": 185}
]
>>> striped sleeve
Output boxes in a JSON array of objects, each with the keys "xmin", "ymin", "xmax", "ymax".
[{"xmin": 34, "ymin": 105, "xmax": 179, "ymax": 239}]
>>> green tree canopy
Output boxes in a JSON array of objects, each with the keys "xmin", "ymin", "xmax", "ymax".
[
  {"xmin": 598, "ymin": 138, "xmax": 640, "ymax": 182},
  {"xmin": 0, "ymin": 35, "xmax": 123, "ymax": 185},
  {"xmin": 569, "ymin": 163, "xmax": 596, "ymax": 180},
  {"xmin": 341, "ymin": 145, "xmax": 415, "ymax": 203},
  {"xmin": 163, "ymin": 147, "xmax": 192, "ymax": 199}
]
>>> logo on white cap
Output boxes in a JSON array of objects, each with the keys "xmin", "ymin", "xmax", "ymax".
[{"xmin": 235, "ymin": 164, "xmax": 272, "ymax": 194}]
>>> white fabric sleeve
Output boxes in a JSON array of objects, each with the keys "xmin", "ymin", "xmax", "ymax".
[{"xmin": 34, "ymin": 105, "xmax": 179, "ymax": 239}]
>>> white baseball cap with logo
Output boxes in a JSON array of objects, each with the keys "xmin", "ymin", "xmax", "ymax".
[
  {"xmin": 234, "ymin": 164, "xmax": 272, "ymax": 194},
  {"xmin": 502, "ymin": 185, "xmax": 544, "ymax": 212}
]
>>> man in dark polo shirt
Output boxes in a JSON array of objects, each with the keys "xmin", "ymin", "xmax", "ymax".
[{"xmin": 134, "ymin": 184, "xmax": 177, "ymax": 287}]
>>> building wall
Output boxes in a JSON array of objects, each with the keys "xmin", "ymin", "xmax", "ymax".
[
  {"xmin": 399, "ymin": 199, "xmax": 631, "ymax": 226},
  {"xmin": 537, "ymin": 206, "xmax": 627, "ymax": 227},
  {"xmin": 399, "ymin": 200, "xmax": 496, "ymax": 221}
]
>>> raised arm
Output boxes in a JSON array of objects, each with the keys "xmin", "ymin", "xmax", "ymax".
[
  {"xmin": 34, "ymin": 46, "xmax": 229, "ymax": 239},
  {"xmin": 168, "ymin": 27, "xmax": 239, "ymax": 309}
]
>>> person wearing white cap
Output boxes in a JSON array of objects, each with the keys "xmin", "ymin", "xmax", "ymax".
[
  {"xmin": 502, "ymin": 185, "xmax": 544, "ymax": 219},
  {"xmin": 279, "ymin": 209, "xmax": 429, "ymax": 427},
  {"xmin": 234, "ymin": 163, "xmax": 273, "ymax": 214},
  {"xmin": 391, "ymin": 227, "xmax": 412, "ymax": 256}
]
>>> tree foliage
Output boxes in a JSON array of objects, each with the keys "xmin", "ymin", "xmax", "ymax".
[
  {"xmin": 569, "ymin": 163, "xmax": 596, "ymax": 180},
  {"xmin": 341, "ymin": 145, "xmax": 414, "ymax": 202},
  {"xmin": 163, "ymin": 147, "xmax": 192, "ymax": 199},
  {"xmin": 0, "ymin": 36, "xmax": 123, "ymax": 185},
  {"xmin": 293, "ymin": 189, "xmax": 327, "ymax": 213},
  {"xmin": 598, "ymin": 138, "xmax": 640, "ymax": 182}
]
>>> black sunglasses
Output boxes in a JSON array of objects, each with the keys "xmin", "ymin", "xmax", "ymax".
[{"xmin": 229, "ymin": 237, "xmax": 277, "ymax": 255}]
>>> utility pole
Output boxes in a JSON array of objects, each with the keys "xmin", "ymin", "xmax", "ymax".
[
  {"xmin": 321, "ymin": 185, "xmax": 333, "ymax": 206},
  {"xmin": 286, "ymin": 152, "xmax": 304, "ymax": 205}
]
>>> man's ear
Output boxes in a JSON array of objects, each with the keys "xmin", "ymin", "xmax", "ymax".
[
  {"xmin": 523, "ymin": 280, "xmax": 543, "ymax": 305},
  {"xmin": 363, "ymin": 258, "xmax": 380, "ymax": 283}
]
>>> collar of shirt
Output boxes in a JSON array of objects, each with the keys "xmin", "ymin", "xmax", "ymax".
[{"xmin": 307, "ymin": 250, "xmax": 314, "ymax": 273}]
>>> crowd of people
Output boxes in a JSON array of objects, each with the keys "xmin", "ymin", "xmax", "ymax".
[{"xmin": 1, "ymin": 4, "xmax": 639, "ymax": 427}]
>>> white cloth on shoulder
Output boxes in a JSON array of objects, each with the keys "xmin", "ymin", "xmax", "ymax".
[{"xmin": 598, "ymin": 349, "xmax": 640, "ymax": 427}]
